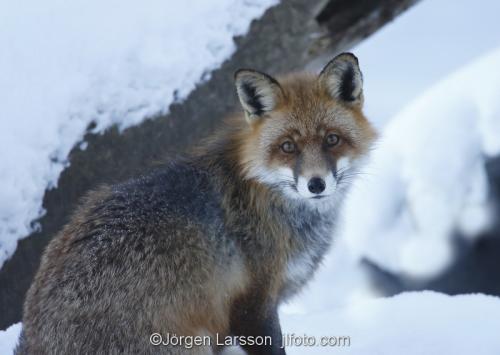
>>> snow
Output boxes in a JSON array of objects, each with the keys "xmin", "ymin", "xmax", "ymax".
[
  {"xmin": 0, "ymin": 323, "xmax": 21, "ymax": 354},
  {"xmin": 282, "ymin": 292, "xmax": 500, "ymax": 355},
  {"xmin": 341, "ymin": 47, "xmax": 500, "ymax": 279},
  {"xmin": 355, "ymin": 0, "xmax": 500, "ymax": 127},
  {"xmin": 2, "ymin": 293, "xmax": 500, "ymax": 354},
  {"xmin": 0, "ymin": 0, "xmax": 278, "ymax": 268}
]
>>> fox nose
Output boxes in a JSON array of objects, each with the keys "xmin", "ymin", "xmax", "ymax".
[{"xmin": 307, "ymin": 177, "xmax": 326, "ymax": 194}]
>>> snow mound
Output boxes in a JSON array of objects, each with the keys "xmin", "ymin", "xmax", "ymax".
[
  {"xmin": 0, "ymin": 0, "xmax": 278, "ymax": 269},
  {"xmin": 3, "ymin": 293, "xmax": 499, "ymax": 354},
  {"xmin": 342, "ymin": 48, "xmax": 500, "ymax": 279},
  {"xmin": 282, "ymin": 291, "xmax": 500, "ymax": 355}
]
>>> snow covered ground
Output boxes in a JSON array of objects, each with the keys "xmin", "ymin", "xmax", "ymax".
[
  {"xmin": 2, "ymin": 292, "xmax": 500, "ymax": 354},
  {"xmin": 0, "ymin": 0, "xmax": 277, "ymax": 269},
  {"xmin": 283, "ymin": 292, "xmax": 500, "ymax": 355}
]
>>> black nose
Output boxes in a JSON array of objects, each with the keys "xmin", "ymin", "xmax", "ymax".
[{"xmin": 307, "ymin": 177, "xmax": 326, "ymax": 194}]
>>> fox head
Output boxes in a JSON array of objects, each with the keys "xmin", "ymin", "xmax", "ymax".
[{"xmin": 234, "ymin": 53, "xmax": 377, "ymax": 204}]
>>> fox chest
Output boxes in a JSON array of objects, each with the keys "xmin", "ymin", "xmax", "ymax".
[
  {"xmin": 280, "ymin": 219, "xmax": 334, "ymax": 299},
  {"xmin": 285, "ymin": 251, "xmax": 318, "ymax": 288}
]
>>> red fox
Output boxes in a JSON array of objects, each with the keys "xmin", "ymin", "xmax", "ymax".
[{"xmin": 19, "ymin": 53, "xmax": 376, "ymax": 354}]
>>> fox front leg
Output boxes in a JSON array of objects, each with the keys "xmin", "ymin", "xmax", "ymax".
[{"xmin": 229, "ymin": 302, "xmax": 286, "ymax": 355}]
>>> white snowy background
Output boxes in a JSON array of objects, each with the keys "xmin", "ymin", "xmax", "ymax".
[{"xmin": 1, "ymin": 0, "xmax": 500, "ymax": 354}]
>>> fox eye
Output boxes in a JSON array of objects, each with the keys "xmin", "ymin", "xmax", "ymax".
[
  {"xmin": 280, "ymin": 140, "xmax": 296, "ymax": 154},
  {"xmin": 325, "ymin": 133, "xmax": 340, "ymax": 147}
]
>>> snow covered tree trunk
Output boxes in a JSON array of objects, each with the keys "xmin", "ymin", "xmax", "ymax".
[{"xmin": 0, "ymin": 0, "xmax": 420, "ymax": 329}]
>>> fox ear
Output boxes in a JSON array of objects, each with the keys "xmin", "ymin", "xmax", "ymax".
[
  {"xmin": 234, "ymin": 69, "xmax": 282, "ymax": 122},
  {"xmin": 319, "ymin": 53, "xmax": 363, "ymax": 105}
]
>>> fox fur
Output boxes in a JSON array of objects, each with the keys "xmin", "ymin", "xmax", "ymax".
[{"xmin": 18, "ymin": 53, "xmax": 376, "ymax": 355}]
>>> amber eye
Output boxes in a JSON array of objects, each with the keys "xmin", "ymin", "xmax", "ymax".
[
  {"xmin": 280, "ymin": 140, "xmax": 296, "ymax": 154},
  {"xmin": 325, "ymin": 133, "xmax": 340, "ymax": 147}
]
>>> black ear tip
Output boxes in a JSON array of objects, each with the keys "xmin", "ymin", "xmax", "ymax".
[
  {"xmin": 234, "ymin": 68, "xmax": 251, "ymax": 81},
  {"xmin": 234, "ymin": 69, "xmax": 280, "ymax": 87},
  {"xmin": 335, "ymin": 52, "xmax": 359, "ymax": 65},
  {"xmin": 319, "ymin": 53, "xmax": 360, "ymax": 77}
]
